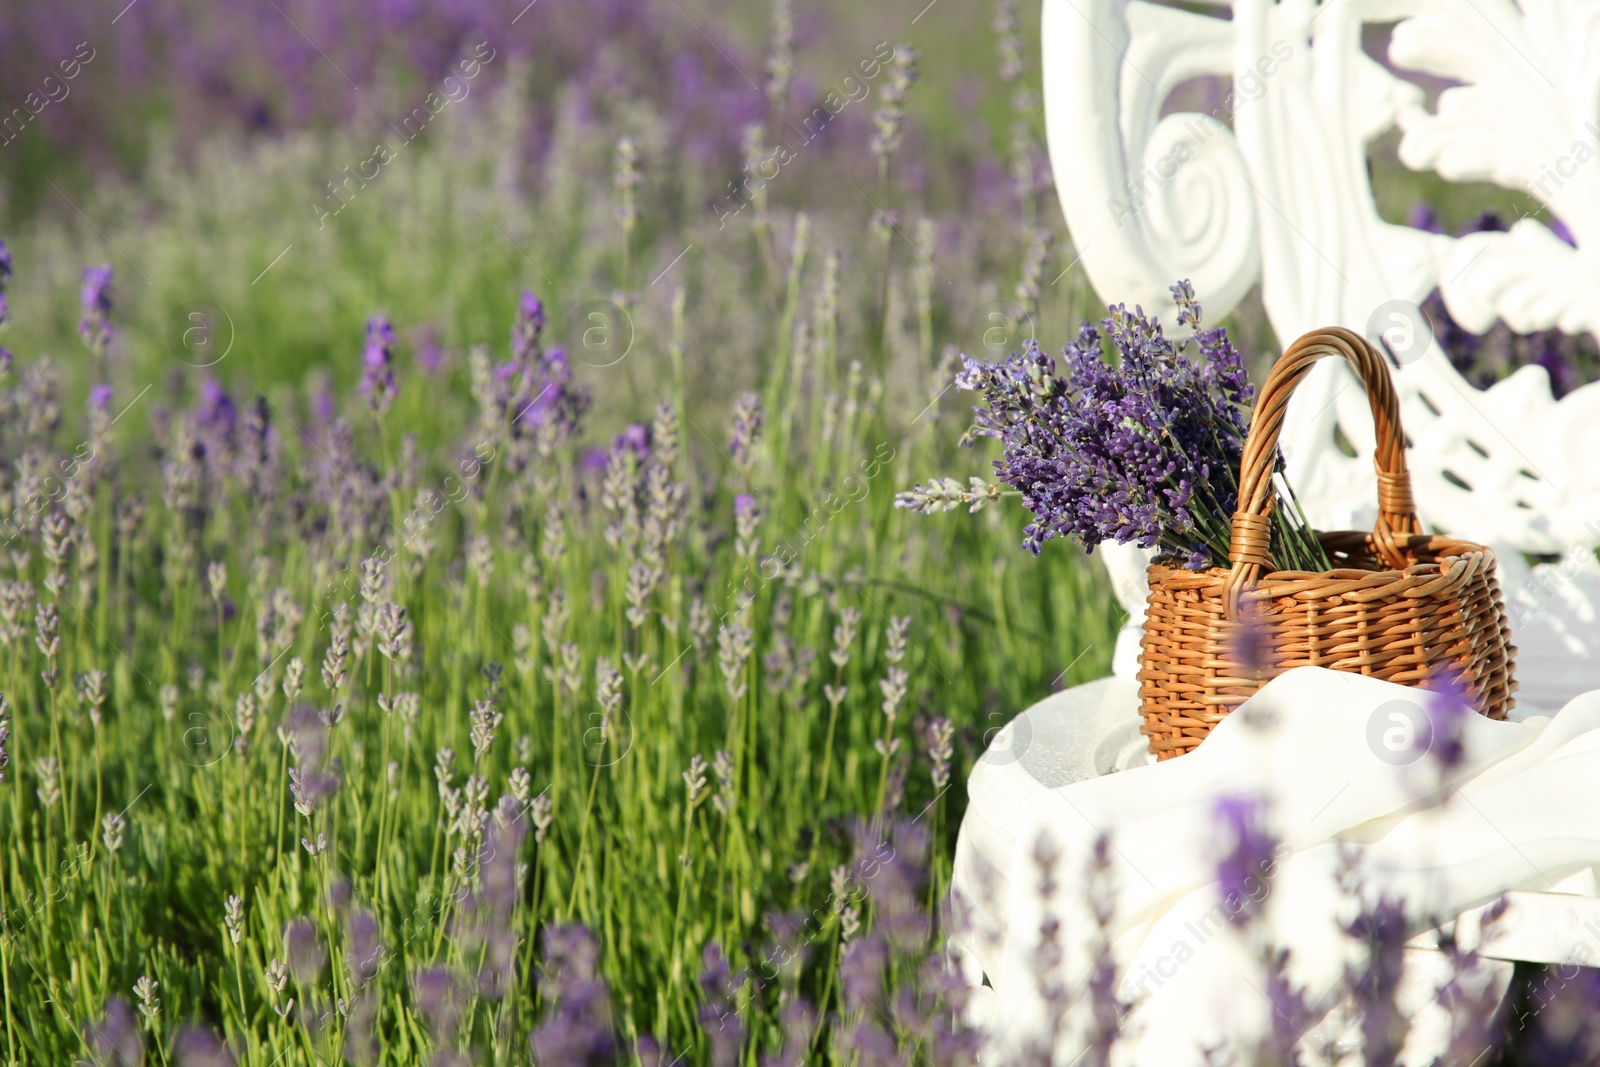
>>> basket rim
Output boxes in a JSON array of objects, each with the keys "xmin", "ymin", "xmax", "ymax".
[{"xmin": 1146, "ymin": 531, "xmax": 1499, "ymax": 603}]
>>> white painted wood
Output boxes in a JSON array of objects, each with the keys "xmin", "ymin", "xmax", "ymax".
[{"xmin": 1040, "ymin": 0, "xmax": 1600, "ymax": 700}]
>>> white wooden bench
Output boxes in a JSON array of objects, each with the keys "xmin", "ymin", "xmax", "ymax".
[{"xmin": 954, "ymin": 0, "xmax": 1600, "ymax": 1057}]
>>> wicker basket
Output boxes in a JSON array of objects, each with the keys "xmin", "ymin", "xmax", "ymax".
[{"xmin": 1137, "ymin": 326, "xmax": 1517, "ymax": 760}]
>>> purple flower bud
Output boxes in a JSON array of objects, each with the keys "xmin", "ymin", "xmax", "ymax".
[
  {"xmin": 283, "ymin": 917, "xmax": 325, "ymax": 983},
  {"xmin": 312, "ymin": 388, "xmax": 335, "ymax": 426},
  {"xmin": 360, "ymin": 315, "xmax": 398, "ymax": 412},
  {"xmin": 851, "ymin": 818, "xmax": 930, "ymax": 952},
  {"xmin": 1344, "ymin": 895, "xmax": 1409, "ymax": 1063},
  {"xmin": 1229, "ymin": 599, "xmax": 1274, "ymax": 676},
  {"xmin": 85, "ymin": 996, "xmax": 141, "ymax": 1067},
  {"xmin": 412, "ymin": 967, "xmax": 466, "ymax": 1038},
  {"xmin": 0, "ymin": 238, "xmax": 11, "ymax": 329},
  {"xmin": 512, "ymin": 291, "xmax": 546, "ymax": 363},
  {"xmin": 173, "ymin": 1025, "xmax": 236, "ymax": 1067},
  {"xmin": 1463, "ymin": 209, "xmax": 1507, "ymax": 235},
  {"xmin": 613, "ymin": 422, "xmax": 650, "ymax": 460},
  {"xmin": 345, "ymin": 908, "xmax": 384, "ymax": 984},
  {"xmin": 1425, "ymin": 668, "xmax": 1475, "ymax": 771},
  {"xmin": 79, "ymin": 264, "xmax": 114, "ymax": 356},
  {"xmin": 1213, "ymin": 793, "xmax": 1277, "ymax": 925},
  {"xmin": 285, "ymin": 705, "xmax": 326, "ymax": 768},
  {"xmin": 89, "ymin": 383, "xmax": 114, "ymax": 411},
  {"xmin": 413, "ymin": 323, "xmax": 444, "ymax": 373},
  {"xmin": 839, "ymin": 934, "xmax": 888, "ymax": 1015},
  {"xmin": 1407, "ymin": 202, "xmax": 1442, "ymax": 234},
  {"xmin": 697, "ymin": 941, "xmax": 746, "ymax": 1067},
  {"xmin": 198, "ymin": 379, "xmax": 237, "ymax": 437},
  {"xmin": 1521, "ymin": 964, "xmax": 1600, "ymax": 1064},
  {"xmin": 531, "ymin": 924, "xmax": 619, "ymax": 1066},
  {"xmin": 728, "ymin": 392, "xmax": 763, "ymax": 468}
]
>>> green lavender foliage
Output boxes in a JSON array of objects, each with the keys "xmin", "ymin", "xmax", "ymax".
[{"xmin": 0, "ymin": 60, "xmax": 1122, "ymax": 1067}]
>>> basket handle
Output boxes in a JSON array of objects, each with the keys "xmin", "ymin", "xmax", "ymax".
[{"xmin": 1224, "ymin": 326, "xmax": 1422, "ymax": 613}]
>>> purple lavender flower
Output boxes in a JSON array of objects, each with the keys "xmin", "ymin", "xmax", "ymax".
[
  {"xmin": 1254, "ymin": 947, "xmax": 1310, "ymax": 1067},
  {"xmin": 84, "ymin": 995, "xmax": 141, "ymax": 1067},
  {"xmin": 697, "ymin": 941, "xmax": 747, "ymax": 1067},
  {"xmin": 1343, "ymin": 895, "xmax": 1409, "ymax": 1065},
  {"xmin": 763, "ymin": 911, "xmax": 810, "ymax": 989},
  {"xmin": 512, "ymin": 291, "xmax": 546, "ymax": 363},
  {"xmin": 636, "ymin": 1035, "xmax": 666, "ymax": 1067},
  {"xmin": 531, "ymin": 924, "xmax": 619, "ymax": 1066},
  {"xmin": 1406, "ymin": 202, "xmax": 1444, "ymax": 234},
  {"xmin": 455, "ymin": 819, "xmax": 525, "ymax": 999},
  {"xmin": 1422, "ymin": 287, "xmax": 1486, "ymax": 382},
  {"xmin": 890, "ymin": 952, "xmax": 985, "ymax": 1067},
  {"xmin": 902, "ymin": 283, "xmax": 1327, "ymax": 572},
  {"xmin": 197, "ymin": 379, "xmax": 237, "ymax": 437},
  {"xmin": 343, "ymin": 992, "xmax": 379, "ymax": 1066},
  {"xmin": 845, "ymin": 818, "xmax": 933, "ymax": 954},
  {"xmin": 311, "ymin": 387, "xmax": 336, "ymax": 427},
  {"xmin": 413, "ymin": 323, "xmax": 445, "ymax": 373},
  {"xmin": 1467, "ymin": 209, "xmax": 1507, "ymax": 234},
  {"xmin": 1213, "ymin": 793, "xmax": 1277, "ymax": 925},
  {"xmin": 1431, "ymin": 921, "xmax": 1507, "ymax": 1066},
  {"xmin": 613, "ymin": 422, "xmax": 650, "ymax": 460},
  {"xmin": 1529, "ymin": 328, "xmax": 1580, "ymax": 398},
  {"xmin": 287, "ymin": 764, "xmax": 340, "ymax": 815},
  {"xmin": 760, "ymin": 998, "xmax": 818, "ymax": 1067},
  {"xmin": 412, "ymin": 967, "xmax": 466, "ymax": 1039},
  {"xmin": 282, "ymin": 917, "xmax": 325, "ymax": 983},
  {"xmin": 345, "ymin": 908, "xmax": 385, "ymax": 985},
  {"xmin": 833, "ymin": 1018, "xmax": 899, "ymax": 1067},
  {"xmin": 79, "ymin": 264, "xmax": 113, "ymax": 356},
  {"xmin": 1520, "ymin": 964, "xmax": 1600, "ymax": 1065},
  {"xmin": 838, "ymin": 933, "xmax": 887, "ymax": 1016},
  {"xmin": 172, "ymin": 1026, "xmax": 235, "ymax": 1067},
  {"xmin": 482, "ymin": 291, "xmax": 589, "ymax": 441},
  {"xmin": 89, "ymin": 383, "xmax": 114, "ymax": 412},
  {"xmin": 1416, "ymin": 209, "xmax": 1600, "ymax": 395},
  {"xmin": 1425, "ymin": 668, "xmax": 1475, "ymax": 771},
  {"xmin": 360, "ymin": 315, "xmax": 398, "ymax": 413},
  {"xmin": 728, "ymin": 391, "xmax": 762, "ymax": 469},
  {"xmin": 0, "ymin": 696, "xmax": 9, "ymax": 784},
  {"xmin": 1229, "ymin": 598, "xmax": 1275, "ymax": 679},
  {"xmin": 514, "ymin": 345, "xmax": 589, "ymax": 437},
  {"xmin": 0, "ymin": 238, "xmax": 11, "ymax": 328}
]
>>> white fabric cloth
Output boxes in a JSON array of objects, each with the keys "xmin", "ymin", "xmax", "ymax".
[{"xmin": 950, "ymin": 667, "xmax": 1600, "ymax": 1065}]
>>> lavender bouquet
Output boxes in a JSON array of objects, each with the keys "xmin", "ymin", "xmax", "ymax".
[{"xmin": 900, "ymin": 282, "xmax": 1332, "ymax": 573}]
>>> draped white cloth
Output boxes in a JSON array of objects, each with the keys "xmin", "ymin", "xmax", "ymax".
[{"xmin": 950, "ymin": 667, "xmax": 1600, "ymax": 1064}]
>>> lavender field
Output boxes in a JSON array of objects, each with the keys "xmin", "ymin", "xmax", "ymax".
[
  {"xmin": 2, "ymin": 1, "xmax": 1595, "ymax": 1065},
  {"xmin": 0, "ymin": 2, "xmax": 1127, "ymax": 1063}
]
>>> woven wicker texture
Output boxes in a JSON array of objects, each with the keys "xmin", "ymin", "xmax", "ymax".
[{"xmin": 1137, "ymin": 327, "xmax": 1517, "ymax": 760}]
